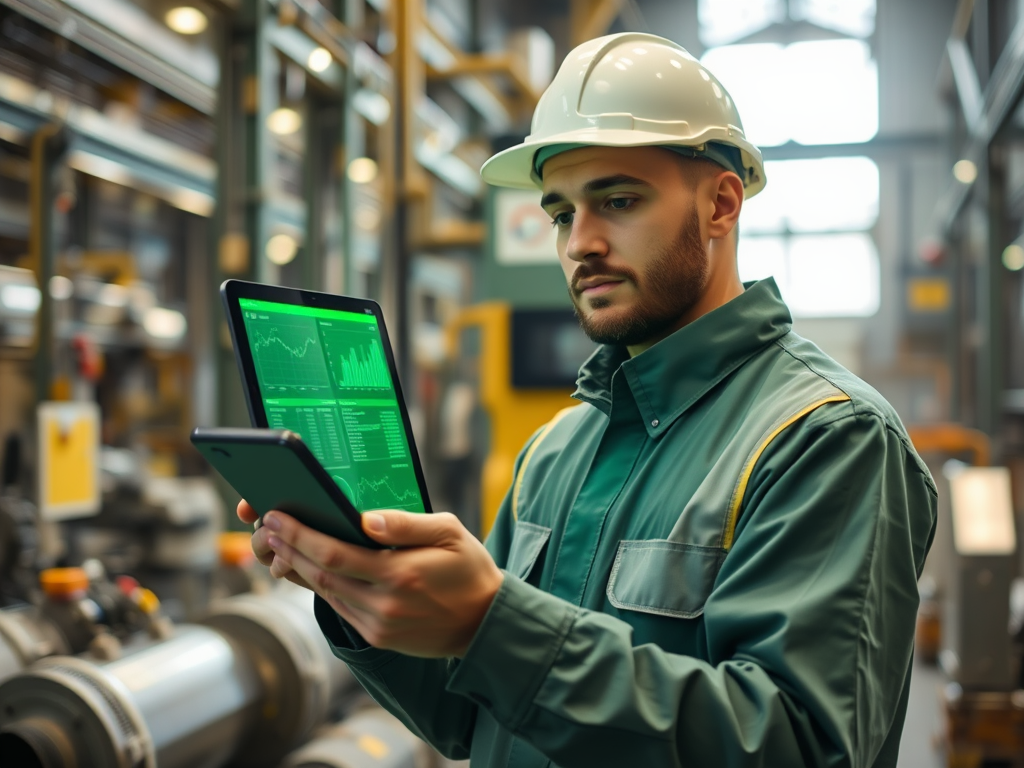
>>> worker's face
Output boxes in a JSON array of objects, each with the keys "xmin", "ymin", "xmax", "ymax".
[{"xmin": 540, "ymin": 146, "xmax": 711, "ymax": 347}]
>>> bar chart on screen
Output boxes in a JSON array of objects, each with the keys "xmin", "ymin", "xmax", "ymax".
[{"xmin": 321, "ymin": 323, "xmax": 392, "ymax": 390}]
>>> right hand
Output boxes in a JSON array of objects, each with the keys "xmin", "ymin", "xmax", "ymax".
[{"xmin": 236, "ymin": 500, "xmax": 313, "ymax": 590}]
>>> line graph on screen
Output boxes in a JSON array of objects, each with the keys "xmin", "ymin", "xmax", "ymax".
[{"xmin": 246, "ymin": 313, "xmax": 331, "ymax": 389}]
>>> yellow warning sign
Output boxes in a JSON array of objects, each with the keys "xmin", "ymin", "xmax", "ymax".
[
  {"xmin": 38, "ymin": 402, "xmax": 100, "ymax": 521},
  {"xmin": 907, "ymin": 278, "xmax": 950, "ymax": 312}
]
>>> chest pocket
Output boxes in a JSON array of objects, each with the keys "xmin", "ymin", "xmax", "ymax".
[
  {"xmin": 505, "ymin": 521, "xmax": 551, "ymax": 581},
  {"xmin": 606, "ymin": 541, "xmax": 725, "ymax": 619}
]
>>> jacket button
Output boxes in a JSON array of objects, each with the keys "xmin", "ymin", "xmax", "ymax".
[{"xmin": 651, "ymin": 419, "xmax": 659, "ymax": 427}]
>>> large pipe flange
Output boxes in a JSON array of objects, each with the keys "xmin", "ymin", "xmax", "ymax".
[{"xmin": 203, "ymin": 586, "xmax": 353, "ymax": 766}]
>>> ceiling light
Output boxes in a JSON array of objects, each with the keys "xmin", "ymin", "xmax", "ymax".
[
  {"xmin": 267, "ymin": 107, "xmax": 302, "ymax": 136},
  {"xmin": 143, "ymin": 307, "xmax": 188, "ymax": 340},
  {"xmin": 49, "ymin": 275, "xmax": 73, "ymax": 300},
  {"xmin": 165, "ymin": 7, "xmax": 208, "ymax": 35},
  {"xmin": 1003, "ymin": 243, "xmax": 1024, "ymax": 271},
  {"xmin": 953, "ymin": 159, "xmax": 977, "ymax": 184},
  {"xmin": 308, "ymin": 47, "xmax": 332, "ymax": 73},
  {"xmin": 266, "ymin": 234, "xmax": 298, "ymax": 265},
  {"xmin": 347, "ymin": 157, "xmax": 378, "ymax": 184}
]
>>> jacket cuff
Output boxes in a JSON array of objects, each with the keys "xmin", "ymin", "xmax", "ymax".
[
  {"xmin": 446, "ymin": 572, "xmax": 577, "ymax": 730},
  {"xmin": 313, "ymin": 594, "xmax": 397, "ymax": 668}
]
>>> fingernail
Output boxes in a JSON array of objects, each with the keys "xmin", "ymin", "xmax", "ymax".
[
  {"xmin": 268, "ymin": 534, "xmax": 282, "ymax": 549},
  {"xmin": 364, "ymin": 513, "xmax": 385, "ymax": 533},
  {"xmin": 263, "ymin": 513, "xmax": 281, "ymax": 531}
]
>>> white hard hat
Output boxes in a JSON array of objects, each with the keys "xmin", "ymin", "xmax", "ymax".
[{"xmin": 480, "ymin": 33, "xmax": 766, "ymax": 198}]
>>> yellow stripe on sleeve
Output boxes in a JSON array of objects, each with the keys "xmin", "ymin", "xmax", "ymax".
[{"xmin": 723, "ymin": 395, "xmax": 851, "ymax": 550}]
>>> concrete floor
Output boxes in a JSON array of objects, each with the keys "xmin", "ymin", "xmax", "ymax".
[{"xmin": 898, "ymin": 657, "xmax": 946, "ymax": 768}]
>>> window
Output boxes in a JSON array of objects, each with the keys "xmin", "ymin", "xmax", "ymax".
[
  {"xmin": 737, "ymin": 159, "xmax": 880, "ymax": 318},
  {"xmin": 698, "ymin": 0, "xmax": 880, "ymax": 318},
  {"xmin": 701, "ymin": 40, "xmax": 878, "ymax": 146},
  {"xmin": 698, "ymin": 0, "xmax": 875, "ymax": 46}
]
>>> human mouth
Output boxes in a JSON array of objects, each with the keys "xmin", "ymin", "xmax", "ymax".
[{"xmin": 576, "ymin": 276, "xmax": 625, "ymax": 296}]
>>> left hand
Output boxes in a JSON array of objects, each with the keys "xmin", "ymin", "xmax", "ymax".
[{"xmin": 262, "ymin": 509, "xmax": 504, "ymax": 658}]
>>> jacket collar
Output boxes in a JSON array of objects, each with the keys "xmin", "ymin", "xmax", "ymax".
[{"xmin": 572, "ymin": 278, "xmax": 793, "ymax": 437}]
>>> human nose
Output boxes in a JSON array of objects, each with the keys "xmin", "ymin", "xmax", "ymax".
[{"xmin": 564, "ymin": 209, "xmax": 609, "ymax": 263}]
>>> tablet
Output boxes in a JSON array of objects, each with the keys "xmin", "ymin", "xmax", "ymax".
[{"xmin": 221, "ymin": 279, "xmax": 432, "ymax": 514}]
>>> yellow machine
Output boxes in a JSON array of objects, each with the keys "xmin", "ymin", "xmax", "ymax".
[{"xmin": 446, "ymin": 302, "xmax": 590, "ymax": 537}]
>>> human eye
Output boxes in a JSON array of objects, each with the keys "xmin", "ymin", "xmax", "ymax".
[
  {"xmin": 606, "ymin": 197, "xmax": 636, "ymax": 211},
  {"xmin": 550, "ymin": 210, "xmax": 574, "ymax": 228}
]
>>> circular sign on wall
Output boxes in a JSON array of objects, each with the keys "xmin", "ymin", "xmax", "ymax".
[{"xmin": 494, "ymin": 189, "xmax": 558, "ymax": 265}]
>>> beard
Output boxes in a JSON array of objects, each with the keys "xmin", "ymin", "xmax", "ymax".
[{"xmin": 569, "ymin": 204, "xmax": 709, "ymax": 347}]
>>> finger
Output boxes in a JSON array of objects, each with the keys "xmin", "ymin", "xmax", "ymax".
[
  {"xmin": 264, "ymin": 511, "xmax": 382, "ymax": 581},
  {"xmin": 237, "ymin": 499, "xmax": 259, "ymax": 524},
  {"xmin": 268, "ymin": 553, "xmax": 295, "ymax": 580},
  {"xmin": 324, "ymin": 593, "xmax": 377, "ymax": 644},
  {"xmin": 250, "ymin": 527, "xmax": 276, "ymax": 567},
  {"xmin": 361, "ymin": 510, "xmax": 462, "ymax": 548},
  {"xmin": 270, "ymin": 536, "xmax": 377, "ymax": 610}
]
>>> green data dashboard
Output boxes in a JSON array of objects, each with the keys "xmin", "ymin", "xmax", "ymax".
[{"xmin": 238, "ymin": 298, "xmax": 425, "ymax": 513}]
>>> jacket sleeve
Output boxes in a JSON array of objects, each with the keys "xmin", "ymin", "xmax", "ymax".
[
  {"xmin": 442, "ymin": 410, "xmax": 938, "ymax": 768},
  {"xmin": 312, "ymin": 432, "xmax": 534, "ymax": 760}
]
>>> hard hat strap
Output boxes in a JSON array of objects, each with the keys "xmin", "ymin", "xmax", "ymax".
[{"xmin": 532, "ymin": 142, "xmax": 747, "ymax": 183}]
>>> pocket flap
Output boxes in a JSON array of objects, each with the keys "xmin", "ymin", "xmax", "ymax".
[
  {"xmin": 607, "ymin": 540, "xmax": 725, "ymax": 619},
  {"xmin": 506, "ymin": 522, "xmax": 551, "ymax": 580}
]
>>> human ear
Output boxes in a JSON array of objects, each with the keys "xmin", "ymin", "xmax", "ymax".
[{"xmin": 706, "ymin": 172, "xmax": 744, "ymax": 240}]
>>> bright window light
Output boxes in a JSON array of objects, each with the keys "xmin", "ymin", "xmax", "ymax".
[
  {"xmin": 786, "ymin": 41, "xmax": 878, "ymax": 145},
  {"xmin": 701, "ymin": 44, "xmax": 788, "ymax": 146},
  {"xmin": 742, "ymin": 157, "xmax": 880, "ymax": 234},
  {"xmin": 739, "ymin": 233, "xmax": 880, "ymax": 317},
  {"xmin": 698, "ymin": 0, "xmax": 784, "ymax": 47},
  {"xmin": 790, "ymin": 0, "xmax": 876, "ymax": 38},
  {"xmin": 702, "ymin": 39, "xmax": 878, "ymax": 146},
  {"xmin": 0, "ymin": 284, "xmax": 41, "ymax": 313}
]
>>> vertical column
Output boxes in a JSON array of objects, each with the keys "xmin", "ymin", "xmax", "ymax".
[{"xmin": 29, "ymin": 124, "xmax": 68, "ymax": 404}]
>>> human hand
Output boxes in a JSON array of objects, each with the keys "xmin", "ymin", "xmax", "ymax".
[
  {"xmin": 263, "ymin": 509, "xmax": 504, "ymax": 658},
  {"xmin": 236, "ymin": 499, "xmax": 313, "ymax": 591}
]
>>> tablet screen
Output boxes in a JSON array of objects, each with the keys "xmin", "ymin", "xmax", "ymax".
[{"xmin": 238, "ymin": 297, "xmax": 426, "ymax": 513}]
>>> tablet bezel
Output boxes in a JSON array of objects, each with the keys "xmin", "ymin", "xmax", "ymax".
[{"xmin": 220, "ymin": 278, "xmax": 434, "ymax": 515}]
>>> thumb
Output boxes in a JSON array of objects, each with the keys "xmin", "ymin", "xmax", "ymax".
[{"xmin": 362, "ymin": 510, "xmax": 460, "ymax": 547}]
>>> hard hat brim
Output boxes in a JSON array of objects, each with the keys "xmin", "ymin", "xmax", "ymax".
[{"xmin": 481, "ymin": 130, "xmax": 766, "ymax": 199}]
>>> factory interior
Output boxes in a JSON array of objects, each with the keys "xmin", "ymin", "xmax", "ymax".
[{"xmin": 0, "ymin": 0, "xmax": 1023, "ymax": 766}]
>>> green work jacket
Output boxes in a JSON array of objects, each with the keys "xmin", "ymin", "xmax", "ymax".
[{"xmin": 314, "ymin": 278, "xmax": 938, "ymax": 768}]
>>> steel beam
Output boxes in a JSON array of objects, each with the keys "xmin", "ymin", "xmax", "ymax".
[
  {"xmin": 28, "ymin": 123, "xmax": 67, "ymax": 403},
  {"xmin": 0, "ymin": 0, "xmax": 216, "ymax": 114},
  {"xmin": 939, "ymin": 15, "xmax": 1024, "ymax": 232}
]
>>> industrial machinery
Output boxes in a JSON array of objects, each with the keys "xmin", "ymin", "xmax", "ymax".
[
  {"xmin": 282, "ymin": 707, "xmax": 435, "ymax": 768},
  {"xmin": 0, "ymin": 584, "xmax": 354, "ymax": 768}
]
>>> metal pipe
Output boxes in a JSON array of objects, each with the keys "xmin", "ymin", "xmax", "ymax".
[
  {"xmin": 282, "ymin": 708, "xmax": 434, "ymax": 768},
  {"xmin": 0, "ymin": 625, "xmax": 261, "ymax": 768},
  {"xmin": 0, "ymin": 586, "xmax": 354, "ymax": 768},
  {"xmin": 0, "ymin": 604, "xmax": 68, "ymax": 686}
]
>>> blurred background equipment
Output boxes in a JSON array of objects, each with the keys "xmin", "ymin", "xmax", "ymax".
[{"xmin": 0, "ymin": 0, "xmax": 1018, "ymax": 767}]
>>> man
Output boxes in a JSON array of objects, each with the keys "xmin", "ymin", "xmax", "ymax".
[{"xmin": 239, "ymin": 33, "xmax": 937, "ymax": 767}]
